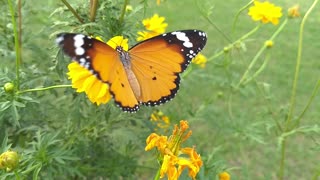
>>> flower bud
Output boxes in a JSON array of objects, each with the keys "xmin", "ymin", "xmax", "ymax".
[
  {"xmin": 288, "ymin": 5, "xmax": 300, "ymax": 18},
  {"xmin": 0, "ymin": 151, "xmax": 19, "ymax": 171},
  {"xmin": 3, "ymin": 82, "xmax": 14, "ymax": 93},
  {"xmin": 265, "ymin": 40, "xmax": 274, "ymax": 48}
]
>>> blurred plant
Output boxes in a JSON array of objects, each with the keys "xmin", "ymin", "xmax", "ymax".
[
  {"xmin": 198, "ymin": 0, "xmax": 320, "ymax": 179},
  {"xmin": 150, "ymin": 110, "xmax": 171, "ymax": 133}
]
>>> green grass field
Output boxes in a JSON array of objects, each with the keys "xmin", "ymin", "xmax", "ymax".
[{"xmin": 1, "ymin": 0, "xmax": 320, "ymax": 179}]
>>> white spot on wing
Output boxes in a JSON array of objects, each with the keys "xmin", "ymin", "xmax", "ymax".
[
  {"xmin": 73, "ymin": 34, "xmax": 85, "ymax": 47},
  {"xmin": 75, "ymin": 47, "xmax": 85, "ymax": 55},
  {"xmin": 171, "ymin": 31, "xmax": 193, "ymax": 48},
  {"xmin": 56, "ymin": 36, "xmax": 64, "ymax": 44}
]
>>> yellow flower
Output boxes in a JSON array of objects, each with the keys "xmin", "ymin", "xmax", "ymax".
[
  {"xmin": 145, "ymin": 120, "xmax": 202, "ymax": 180},
  {"xmin": 248, "ymin": 1, "xmax": 282, "ymax": 25},
  {"xmin": 67, "ymin": 36, "xmax": 128, "ymax": 105},
  {"xmin": 137, "ymin": 14, "xmax": 168, "ymax": 41},
  {"xmin": 219, "ymin": 171, "xmax": 231, "ymax": 180},
  {"xmin": 192, "ymin": 53, "xmax": 207, "ymax": 68},
  {"xmin": 0, "ymin": 150, "xmax": 19, "ymax": 171},
  {"xmin": 137, "ymin": 31, "xmax": 160, "ymax": 41},
  {"xmin": 143, "ymin": 14, "xmax": 168, "ymax": 34},
  {"xmin": 288, "ymin": 5, "xmax": 300, "ymax": 18}
]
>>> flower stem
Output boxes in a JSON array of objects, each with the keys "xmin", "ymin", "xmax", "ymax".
[
  {"xmin": 60, "ymin": 0, "xmax": 84, "ymax": 24},
  {"xmin": 293, "ymin": 79, "xmax": 320, "ymax": 128},
  {"xmin": 208, "ymin": 25, "xmax": 260, "ymax": 62},
  {"xmin": 8, "ymin": 0, "xmax": 21, "ymax": 91},
  {"xmin": 119, "ymin": 0, "xmax": 129, "ymax": 24},
  {"xmin": 284, "ymin": 0, "xmax": 317, "ymax": 131},
  {"xmin": 153, "ymin": 168, "xmax": 161, "ymax": 180},
  {"xmin": 237, "ymin": 19, "xmax": 287, "ymax": 88},
  {"xmin": 17, "ymin": 85, "xmax": 72, "ymax": 94},
  {"xmin": 89, "ymin": 0, "xmax": 99, "ymax": 22},
  {"xmin": 231, "ymin": 0, "xmax": 254, "ymax": 34},
  {"xmin": 279, "ymin": 0, "xmax": 318, "ymax": 179}
]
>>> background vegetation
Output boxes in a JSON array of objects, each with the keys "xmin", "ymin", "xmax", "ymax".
[{"xmin": 0, "ymin": 0, "xmax": 319, "ymax": 179}]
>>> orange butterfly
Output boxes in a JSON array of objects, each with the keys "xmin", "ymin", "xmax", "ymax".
[{"xmin": 56, "ymin": 30, "xmax": 207, "ymax": 112}]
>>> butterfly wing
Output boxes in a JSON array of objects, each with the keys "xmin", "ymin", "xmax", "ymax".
[
  {"xmin": 56, "ymin": 33, "xmax": 139, "ymax": 112},
  {"xmin": 129, "ymin": 30, "xmax": 207, "ymax": 106}
]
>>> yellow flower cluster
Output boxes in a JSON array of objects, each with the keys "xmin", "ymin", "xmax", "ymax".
[
  {"xmin": 248, "ymin": 1, "xmax": 282, "ymax": 25},
  {"xmin": 0, "ymin": 150, "xmax": 19, "ymax": 172},
  {"xmin": 145, "ymin": 120, "xmax": 202, "ymax": 180}
]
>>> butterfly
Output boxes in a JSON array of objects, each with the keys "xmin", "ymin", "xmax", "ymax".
[{"xmin": 56, "ymin": 30, "xmax": 207, "ymax": 112}]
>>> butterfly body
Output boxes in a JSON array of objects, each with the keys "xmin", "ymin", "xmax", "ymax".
[{"xmin": 56, "ymin": 30, "xmax": 207, "ymax": 112}]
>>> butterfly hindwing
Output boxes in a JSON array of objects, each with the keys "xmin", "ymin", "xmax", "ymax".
[
  {"xmin": 129, "ymin": 30, "xmax": 207, "ymax": 106},
  {"xmin": 56, "ymin": 33, "xmax": 139, "ymax": 112}
]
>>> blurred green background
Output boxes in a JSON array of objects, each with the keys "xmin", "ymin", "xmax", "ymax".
[{"xmin": 1, "ymin": 0, "xmax": 319, "ymax": 179}]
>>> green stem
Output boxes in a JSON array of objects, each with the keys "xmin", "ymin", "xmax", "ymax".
[
  {"xmin": 242, "ymin": 52, "xmax": 271, "ymax": 85},
  {"xmin": 231, "ymin": 0, "xmax": 254, "ymax": 34},
  {"xmin": 203, "ymin": 15, "xmax": 232, "ymax": 43},
  {"xmin": 293, "ymin": 80, "xmax": 320, "ymax": 128},
  {"xmin": 153, "ymin": 167, "xmax": 161, "ymax": 180},
  {"xmin": 278, "ymin": 138, "xmax": 287, "ymax": 180},
  {"xmin": 237, "ymin": 19, "xmax": 288, "ymax": 88},
  {"xmin": 284, "ymin": 0, "xmax": 317, "ymax": 131},
  {"xmin": 119, "ymin": 0, "xmax": 129, "ymax": 24},
  {"xmin": 89, "ymin": 0, "xmax": 99, "ymax": 22},
  {"xmin": 279, "ymin": 1, "xmax": 318, "ymax": 179},
  {"xmin": 60, "ymin": 0, "xmax": 84, "ymax": 24},
  {"xmin": 207, "ymin": 25, "xmax": 260, "ymax": 62},
  {"xmin": 8, "ymin": 0, "xmax": 21, "ymax": 91},
  {"xmin": 17, "ymin": 85, "xmax": 72, "ymax": 94}
]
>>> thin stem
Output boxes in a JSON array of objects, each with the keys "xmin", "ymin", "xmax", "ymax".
[
  {"xmin": 242, "ymin": 52, "xmax": 271, "ymax": 85},
  {"xmin": 207, "ymin": 25, "xmax": 260, "ymax": 62},
  {"xmin": 279, "ymin": 1, "xmax": 318, "ymax": 179},
  {"xmin": 17, "ymin": 85, "xmax": 72, "ymax": 94},
  {"xmin": 18, "ymin": 0, "xmax": 22, "ymax": 63},
  {"xmin": 284, "ymin": 0, "xmax": 318, "ymax": 131},
  {"xmin": 89, "ymin": 0, "xmax": 98, "ymax": 22},
  {"xmin": 8, "ymin": 0, "xmax": 21, "ymax": 91},
  {"xmin": 232, "ymin": 0, "xmax": 254, "ymax": 34},
  {"xmin": 293, "ymin": 79, "xmax": 320, "ymax": 128},
  {"xmin": 278, "ymin": 138, "xmax": 287, "ymax": 180},
  {"xmin": 237, "ymin": 19, "xmax": 288, "ymax": 88},
  {"xmin": 203, "ymin": 15, "xmax": 232, "ymax": 43},
  {"xmin": 119, "ymin": 0, "xmax": 129, "ymax": 24},
  {"xmin": 254, "ymin": 73, "xmax": 283, "ymax": 132},
  {"xmin": 153, "ymin": 167, "xmax": 161, "ymax": 180},
  {"xmin": 60, "ymin": 0, "xmax": 84, "ymax": 24}
]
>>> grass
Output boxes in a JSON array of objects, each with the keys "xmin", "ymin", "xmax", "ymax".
[{"xmin": 1, "ymin": 0, "xmax": 319, "ymax": 179}]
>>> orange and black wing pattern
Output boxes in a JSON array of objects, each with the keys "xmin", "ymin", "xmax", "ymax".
[
  {"xmin": 129, "ymin": 30, "xmax": 207, "ymax": 106},
  {"xmin": 56, "ymin": 33, "xmax": 139, "ymax": 112},
  {"xmin": 56, "ymin": 30, "xmax": 207, "ymax": 112}
]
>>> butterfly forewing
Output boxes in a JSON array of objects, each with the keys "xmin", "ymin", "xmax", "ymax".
[
  {"xmin": 56, "ymin": 33, "xmax": 139, "ymax": 112},
  {"xmin": 129, "ymin": 30, "xmax": 207, "ymax": 106}
]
